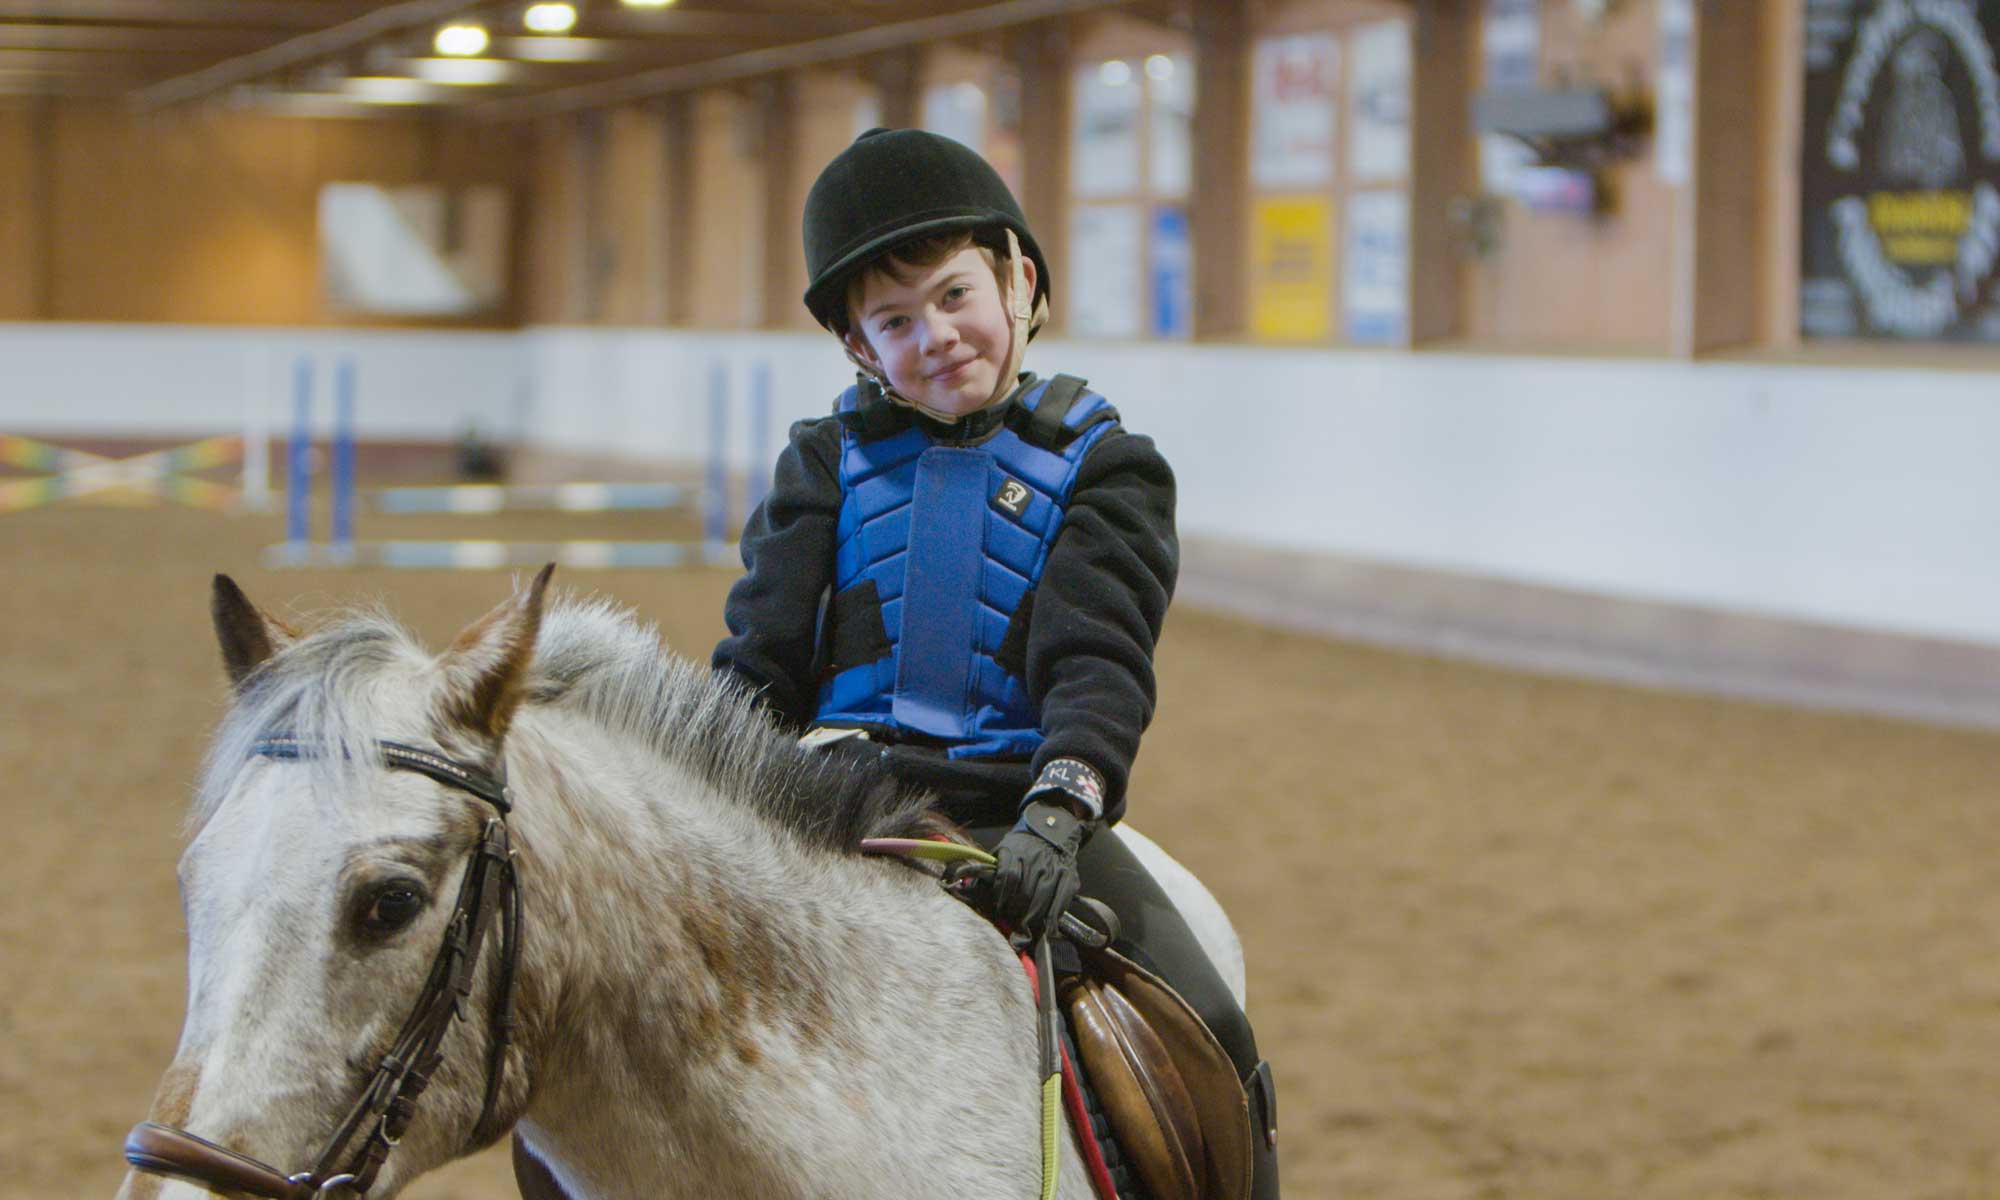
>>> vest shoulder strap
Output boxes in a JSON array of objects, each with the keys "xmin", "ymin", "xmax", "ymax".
[
  {"xmin": 1028, "ymin": 374, "xmax": 1088, "ymax": 446},
  {"xmin": 835, "ymin": 379, "xmax": 911, "ymax": 441}
]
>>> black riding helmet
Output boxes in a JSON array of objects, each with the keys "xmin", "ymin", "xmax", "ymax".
[{"xmin": 802, "ymin": 127, "xmax": 1050, "ymax": 333}]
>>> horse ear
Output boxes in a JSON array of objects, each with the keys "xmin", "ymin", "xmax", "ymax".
[
  {"xmin": 439, "ymin": 563, "xmax": 555, "ymax": 742},
  {"xmin": 211, "ymin": 574, "xmax": 297, "ymax": 689}
]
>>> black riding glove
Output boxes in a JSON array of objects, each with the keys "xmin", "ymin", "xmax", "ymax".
[{"xmin": 992, "ymin": 798, "xmax": 1094, "ymax": 935}]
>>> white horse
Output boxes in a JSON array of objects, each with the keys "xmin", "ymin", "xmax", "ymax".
[{"xmin": 117, "ymin": 569, "xmax": 1242, "ymax": 1199}]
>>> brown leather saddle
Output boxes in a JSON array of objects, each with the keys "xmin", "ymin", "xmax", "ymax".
[{"xmin": 1061, "ymin": 943, "xmax": 1253, "ymax": 1200}]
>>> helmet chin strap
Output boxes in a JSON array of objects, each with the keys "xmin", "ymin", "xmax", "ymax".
[{"xmin": 846, "ymin": 228, "xmax": 1050, "ymax": 424}]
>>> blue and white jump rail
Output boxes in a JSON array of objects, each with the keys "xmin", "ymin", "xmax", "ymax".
[
  {"xmin": 265, "ymin": 353, "xmax": 768, "ymax": 571},
  {"xmin": 263, "ymin": 539, "xmax": 739, "ymax": 570},
  {"xmin": 369, "ymin": 482, "xmax": 691, "ymax": 515}
]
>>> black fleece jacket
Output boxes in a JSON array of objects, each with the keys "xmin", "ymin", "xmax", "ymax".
[{"xmin": 711, "ymin": 380, "xmax": 1178, "ymax": 827}]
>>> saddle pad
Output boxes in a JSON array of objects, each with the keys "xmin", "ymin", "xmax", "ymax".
[{"xmin": 892, "ymin": 446, "xmax": 989, "ymax": 737}]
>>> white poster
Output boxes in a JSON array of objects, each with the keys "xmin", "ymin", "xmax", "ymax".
[
  {"xmin": 1349, "ymin": 19, "xmax": 1412, "ymax": 182},
  {"xmin": 1656, "ymin": 0, "xmax": 1693, "ymax": 185},
  {"xmin": 922, "ymin": 81, "xmax": 987, "ymax": 155},
  {"xmin": 1073, "ymin": 61, "xmax": 1143, "ymax": 197},
  {"xmin": 1481, "ymin": 0, "xmax": 1540, "ymax": 191},
  {"xmin": 1343, "ymin": 189, "xmax": 1408, "ymax": 345},
  {"xmin": 1069, "ymin": 204, "xmax": 1144, "ymax": 338},
  {"xmin": 1252, "ymin": 33, "xmax": 1340, "ymax": 189},
  {"xmin": 1147, "ymin": 53, "xmax": 1194, "ymax": 196}
]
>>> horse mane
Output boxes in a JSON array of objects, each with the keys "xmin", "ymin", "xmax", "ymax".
[
  {"xmin": 195, "ymin": 594, "xmax": 945, "ymax": 855},
  {"xmin": 526, "ymin": 596, "xmax": 945, "ymax": 853}
]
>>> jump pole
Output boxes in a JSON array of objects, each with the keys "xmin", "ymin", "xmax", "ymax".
[
  {"xmin": 330, "ymin": 356, "xmax": 356, "ymax": 562},
  {"xmin": 705, "ymin": 359, "xmax": 728, "ymax": 547},
  {"xmin": 284, "ymin": 355, "xmax": 313, "ymax": 560},
  {"xmin": 241, "ymin": 347, "xmax": 272, "ymax": 513},
  {"xmin": 746, "ymin": 358, "xmax": 772, "ymax": 519}
]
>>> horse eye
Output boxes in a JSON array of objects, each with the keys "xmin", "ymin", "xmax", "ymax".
[{"xmin": 361, "ymin": 882, "xmax": 427, "ymax": 935}]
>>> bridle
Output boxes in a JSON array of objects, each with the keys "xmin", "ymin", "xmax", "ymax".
[{"xmin": 123, "ymin": 736, "xmax": 525, "ymax": 1199}]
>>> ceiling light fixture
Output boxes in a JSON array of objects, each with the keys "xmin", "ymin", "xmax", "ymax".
[
  {"xmin": 434, "ymin": 23, "xmax": 490, "ymax": 56},
  {"xmin": 1099, "ymin": 59, "xmax": 1132, "ymax": 87},
  {"xmin": 620, "ymin": 0, "xmax": 677, "ymax": 8},
  {"xmin": 524, "ymin": 3, "xmax": 578, "ymax": 34}
]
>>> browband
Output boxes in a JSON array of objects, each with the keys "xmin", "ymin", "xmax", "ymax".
[{"xmin": 253, "ymin": 736, "xmax": 511, "ymax": 815}]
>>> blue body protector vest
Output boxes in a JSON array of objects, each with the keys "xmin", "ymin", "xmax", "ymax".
[{"xmin": 814, "ymin": 376, "xmax": 1121, "ymax": 759}]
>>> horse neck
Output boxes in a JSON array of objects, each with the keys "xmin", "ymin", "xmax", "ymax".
[{"xmin": 498, "ymin": 710, "xmax": 1022, "ymax": 1197}]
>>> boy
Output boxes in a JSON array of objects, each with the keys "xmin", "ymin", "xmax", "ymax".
[{"xmin": 712, "ymin": 128, "xmax": 1278, "ymax": 1198}]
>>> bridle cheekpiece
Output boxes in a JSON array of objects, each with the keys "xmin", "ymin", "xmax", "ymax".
[{"xmin": 123, "ymin": 736, "xmax": 525, "ymax": 1198}]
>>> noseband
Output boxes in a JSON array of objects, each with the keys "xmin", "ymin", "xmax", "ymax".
[{"xmin": 124, "ymin": 737, "xmax": 525, "ymax": 1199}]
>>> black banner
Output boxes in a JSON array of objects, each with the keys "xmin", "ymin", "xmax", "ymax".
[{"xmin": 1800, "ymin": 0, "xmax": 2000, "ymax": 342}]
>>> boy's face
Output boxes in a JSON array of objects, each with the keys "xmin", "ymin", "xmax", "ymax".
[{"xmin": 844, "ymin": 245, "xmax": 1031, "ymax": 419}]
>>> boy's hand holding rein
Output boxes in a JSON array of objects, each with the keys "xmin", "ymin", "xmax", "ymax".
[{"xmin": 992, "ymin": 758, "xmax": 1106, "ymax": 934}]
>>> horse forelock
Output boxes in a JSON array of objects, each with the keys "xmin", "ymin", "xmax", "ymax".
[{"xmin": 193, "ymin": 609, "xmax": 430, "ymax": 836}]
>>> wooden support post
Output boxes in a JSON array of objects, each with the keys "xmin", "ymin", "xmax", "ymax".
[
  {"xmin": 871, "ymin": 46, "xmax": 922, "ymax": 130},
  {"xmin": 1191, "ymin": 0, "xmax": 1250, "ymax": 340},
  {"xmin": 1409, "ymin": 0, "xmax": 1475, "ymax": 345},
  {"xmin": 661, "ymin": 92, "xmax": 697, "ymax": 328},
  {"xmin": 1012, "ymin": 18, "xmax": 1072, "ymax": 330},
  {"xmin": 1677, "ymin": 0, "xmax": 1768, "ymax": 356},
  {"xmin": 759, "ymin": 73, "xmax": 803, "ymax": 328}
]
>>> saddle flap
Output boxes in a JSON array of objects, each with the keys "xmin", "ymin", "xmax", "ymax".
[
  {"xmin": 1064, "ymin": 975, "xmax": 1202, "ymax": 1200},
  {"xmin": 1065, "ymin": 947, "xmax": 1253, "ymax": 1200}
]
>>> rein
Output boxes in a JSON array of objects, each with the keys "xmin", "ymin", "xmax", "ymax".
[
  {"xmin": 124, "ymin": 737, "xmax": 524, "ymax": 1199},
  {"xmin": 860, "ymin": 837, "xmax": 1117, "ymax": 1200}
]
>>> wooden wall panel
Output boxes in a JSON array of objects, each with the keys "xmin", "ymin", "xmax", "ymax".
[
  {"xmin": 1458, "ymin": 0, "xmax": 1677, "ymax": 352},
  {"xmin": 0, "ymin": 105, "xmax": 44, "ymax": 319},
  {"xmin": 521, "ymin": 117, "xmax": 585, "ymax": 325},
  {"xmin": 27, "ymin": 102, "xmax": 525, "ymax": 327},
  {"xmin": 602, "ymin": 105, "xmax": 669, "ymax": 326},
  {"xmin": 788, "ymin": 69, "xmax": 874, "ymax": 332},
  {"xmin": 688, "ymin": 89, "xmax": 759, "ymax": 329}
]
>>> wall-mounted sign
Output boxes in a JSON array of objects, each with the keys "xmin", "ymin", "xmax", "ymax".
[
  {"xmin": 1480, "ymin": 0, "xmax": 1541, "ymax": 192},
  {"xmin": 1252, "ymin": 34, "xmax": 1340, "ymax": 189},
  {"xmin": 922, "ymin": 81, "xmax": 987, "ymax": 155},
  {"xmin": 1349, "ymin": 19, "xmax": 1412, "ymax": 183},
  {"xmin": 1250, "ymin": 195, "xmax": 1335, "ymax": 341},
  {"xmin": 1655, "ymin": 0, "xmax": 1693, "ymax": 185},
  {"xmin": 1150, "ymin": 206, "xmax": 1192, "ymax": 339},
  {"xmin": 1073, "ymin": 62, "xmax": 1143, "ymax": 197},
  {"xmin": 1070, "ymin": 203, "xmax": 1144, "ymax": 338},
  {"xmin": 1800, "ymin": 0, "xmax": 2000, "ymax": 342},
  {"xmin": 1343, "ymin": 189, "xmax": 1408, "ymax": 345}
]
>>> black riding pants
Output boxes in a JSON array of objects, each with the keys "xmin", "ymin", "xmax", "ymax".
[{"xmin": 964, "ymin": 821, "xmax": 1262, "ymax": 1083}]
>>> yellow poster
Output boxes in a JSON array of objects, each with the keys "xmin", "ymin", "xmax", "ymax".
[{"xmin": 1250, "ymin": 196, "xmax": 1335, "ymax": 341}]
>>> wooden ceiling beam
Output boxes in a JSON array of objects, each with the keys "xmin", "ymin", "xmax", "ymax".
[
  {"xmin": 129, "ymin": 0, "xmax": 488, "ymax": 110},
  {"xmin": 477, "ymin": 0, "xmax": 1137, "ymax": 119},
  {"xmin": 0, "ymin": 24, "xmax": 279, "ymax": 52},
  {"xmin": 0, "ymin": 0, "xmax": 347, "ymax": 26}
]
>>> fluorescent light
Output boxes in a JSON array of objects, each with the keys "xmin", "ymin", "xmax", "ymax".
[
  {"xmin": 410, "ymin": 57, "xmax": 515, "ymax": 85},
  {"xmin": 620, "ymin": 0, "xmax": 676, "ymax": 7},
  {"xmin": 1099, "ymin": 60, "xmax": 1132, "ymax": 87},
  {"xmin": 499, "ymin": 35, "xmax": 615, "ymax": 61},
  {"xmin": 342, "ymin": 76, "xmax": 439, "ymax": 104},
  {"xmin": 434, "ymin": 23, "xmax": 489, "ymax": 56},
  {"xmin": 523, "ymin": 3, "xmax": 577, "ymax": 33},
  {"xmin": 1145, "ymin": 54, "xmax": 1175, "ymax": 81}
]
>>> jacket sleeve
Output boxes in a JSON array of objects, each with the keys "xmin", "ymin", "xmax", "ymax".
[
  {"xmin": 1023, "ymin": 429, "xmax": 1179, "ymax": 826},
  {"xmin": 711, "ymin": 416, "xmax": 844, "ymax": 729}
]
